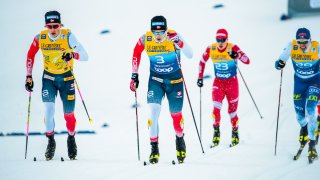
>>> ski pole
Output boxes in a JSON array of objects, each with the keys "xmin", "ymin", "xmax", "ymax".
[
  {"xmin": 69, "ymin": 68, "xmax": 93, "ymax": 123},
  {"xmin": 274, "ymin": 70, "xmax": 283, "ymax": 156},
  {"xmin": 174, "ymin": 48, "xmax": 205, "ymax": 154},
  {"xmin": 134, "ymin": 91, "xmax": 140, "ymax": 161},
  {"xmin": 234, "ymin": 60, "xmax": 263, "ymax": 119},
  {"xmin": 25, "ymin": 92, "xmax": 32, "ymax": 159},
  {"xmin": 200, "ymin": 87, "xmax": 202, "ymax": 141}
]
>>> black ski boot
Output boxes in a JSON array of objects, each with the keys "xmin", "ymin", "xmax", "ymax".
[
  {"xmin": 316, "ymin": 116, "xmax": 320, "ymax": 145},
  {"xmin": 308, "ymin": 140, "xmax": 318, "ymax": 164},
  {"xmin": 176, "ymin": 135, "xmax": 186, "ymax": 163},
  {"xmin": 230, "ymin": 127, "xmax": 239, "ymax": 147},
  {"xmin": 149, "ymin": 142, "xmax": 159, "ymax": 164},
  {"xmin": 299, "ymin": 124, "xmax": 308, "ymax": 147},
  {"xmin": 45, "ymin": 134, "xmax": 56, "ymax": 160},
  {"xmin": 212, "ymin": 126, "xmax": 220, "ymax": 147},
  {"xmin": 67, "ymin": 134, "xmax": 77, "ymax": 160}
]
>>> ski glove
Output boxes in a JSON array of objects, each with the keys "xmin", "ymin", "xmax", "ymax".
[
  {"xmin": 167, "ymin": 32, "xmax": 184, "ymax": 49},
  {"xmin": 62, "ymin": 52, "xmax": 76, "ymax": 62},
  {"xmin": 25, "ymin": 75, "xmax": 34, "ymax": 92},
  {"xmin": 228, "ymin": 51, "xmax": 238, "ymax": 59},
  {"xmin": 197, "ymin": 78, "xmax": 203, "ymax": 87},
  {"xmin": 130, "ymin": 73, "xmax": 139, "ymax": 92},
  {"xmin": 275, "ymin": 59, "xmax": 286, "ymax": 70}
]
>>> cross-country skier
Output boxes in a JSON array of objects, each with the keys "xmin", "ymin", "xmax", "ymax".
[
  {"xmin": 275, "ymin": 27, "xmax": 319, "ymax": 163},
  {"xmin": 130, "ymin": 15, "xmax": 193, "ymax": 164},
  {"xmin": 197, "ymin": 28, "xmax": 250, "ymax": 147},
  {"xmin": 25, "ymin": 11, "xmax": 88, "ymax": 160}
]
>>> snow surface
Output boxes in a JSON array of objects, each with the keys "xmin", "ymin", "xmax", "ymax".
[{"xmin": 0, "ymin": 0, "xmax": 320, "ymax": 179}]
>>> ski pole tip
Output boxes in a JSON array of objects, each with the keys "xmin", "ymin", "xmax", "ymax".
[{"xmin": 89, "ymin": 118, "xmax": 93, "ymax": 123}]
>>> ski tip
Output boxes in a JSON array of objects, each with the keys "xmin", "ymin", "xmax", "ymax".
[
  {"xmin": 61, "ymin": 157, "xmax": 64, "ymax": 162},
  {"xmin": 229, "ymin": 143, "xmax": 239, "ymax": 148},
  {"xmin": 172, "ymin": 160, "xmax": 176, "ymax": 165},
  {"xmin": 33, "ymin": 157, "xmax": 37, "ymax": 161},
  {"xmin": 143, "ymin": 161, "xmax": 147, "ymax": 166},
  {"xmin": 210, "ymin": 144, "xmax": 218, "ymax": 148}
]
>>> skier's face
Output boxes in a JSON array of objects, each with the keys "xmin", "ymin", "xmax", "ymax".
[
  {"xmin": 297, "ymin": 39, "xmax": 309, "ymax": 51},
  {"xmin": 216, "ymin": 38, "xmax": 227, "ymax": 50},
  {"xmin": 46, "ymin": 23, "xmax": 61, "ymax": 38},
  {"xmin": 152, "ymin": 30, "xmax": 166, "ymax": 42}
]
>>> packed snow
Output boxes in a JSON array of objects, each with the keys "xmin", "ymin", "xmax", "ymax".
[{"xmin": 0, "ymin": 0, "xmax": 319, "ymax": 179}]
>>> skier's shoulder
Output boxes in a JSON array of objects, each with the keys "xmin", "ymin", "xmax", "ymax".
[{"xmin": 167, "ymin": 29, "xmax": 177, "ymax": 34}]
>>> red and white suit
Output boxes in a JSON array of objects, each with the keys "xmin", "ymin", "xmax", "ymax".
[{"xmin": 198, "ymin": 41, "xmax": 250, "ymax": 129}]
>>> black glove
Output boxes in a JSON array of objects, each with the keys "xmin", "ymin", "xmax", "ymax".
[
  {"xmin": 275, "ymin": 59, "xmax": 286, "ymax": 70},
  {"xmin": 197, "ymin": 78, "xmax": 203, "ymax": 87},
  {"xmin": 228, "ymin": 51, "xmax": 238, "ymax": 59},
  {"xmin": 25, "ymin": 75, "xmax": 34, "ymax": 92},
  {"xmin": 62, "ymin": 52, "xmax": 74, "ymax": 62},
  {"xmin": 130, "ymin": 73, "xmax": 139, "ymax": 91}
]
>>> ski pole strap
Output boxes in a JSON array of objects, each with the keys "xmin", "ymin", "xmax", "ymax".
[{"xmin": 151, "ymin": 76, "xmax": 183, "ymax": 84}]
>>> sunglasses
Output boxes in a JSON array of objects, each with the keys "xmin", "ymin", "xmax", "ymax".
[
  {"xmin": 152, "ymin": 31, "xmax": 165, "ymax": 35},
  {"xmin": 46, "ymin": 24, "xmax": 60, "ymax": 29},
  {"xmin": 297, "ymin": 40, "xmax": 309, "ymax": 44},
  {"xmin": 216, "ymin": 38, "xmax": 226, "ymax": 43}
]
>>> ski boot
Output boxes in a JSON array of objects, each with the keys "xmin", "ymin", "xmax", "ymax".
[
  {"xmin": 308, "ymin": 140, "xmax": 318, "ymax": 164},
  {"xmin": 176, "ymin": 135, "xmax": 186, "ymax": 163},
  {"xmin": 67, "ymin": 134, "xmax": 77, "ymax": 160},
  {"xmin": 230, "ymin": 127, "xmax": 239, "ymax": 147},
  {"xmin": 211, "ymin": 126, "xmax": 220, "ymax": 147},
  {"xmin": 299, "ymin": 124, "xmax": 308, "ymax": 147},
  {"xmin": 149, "ymin": 141, "xmax": 159, "ymax": 164},
  {"xmin": 45, "ymin": 134, "xmax": 56, "ymax": 160}
]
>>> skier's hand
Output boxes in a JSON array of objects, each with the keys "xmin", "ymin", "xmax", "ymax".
[
  {"xmin": 275, "ymin": 59, "xmax": 286, "ymax": 70},
  {"xmin": 130, "ymin": 73, "xmax": 139, "ymax": 92},
  {"xmin": 167, "ymin": 32, "xmax": 184, "ymax": 48},
  {"xmin": 197, "ymin": 78, "xmax": 203, "ymax": 87},
  {"xmin": 228, "ymin": 51, "xmax": 238, "ymax": 59},
  {"xmin": 25, "ymin": 75, "xmax": 34, "ymax": 92},
  {"xmin": 62, "ymin": 52, "xmax": 76, "ymax": 62}
]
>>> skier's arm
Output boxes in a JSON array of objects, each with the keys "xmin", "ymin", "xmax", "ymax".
[
  {"xmin": 198, "ymin": 46, "xmax": 210, "ymax": 79},
  {"xmin": 68, "ymin": 33, "xmax": 88, "ymax": 61},
  {"xmin": 168, "ymin": 32, "xmax": 193, "ymax": 59},
  {"xmin": 26, "ymin": 35, "xmax": 40, "ymax": 76},
  {"xmin": 177, "ymin": 34, "xmax": 193, "ymax": 59},
  {"xmin": 231, "ymin": 45, "xmax": 250, "ymax": 64},
  {"xmin": 132, "ymin": 35, "xmax": 145, "ymax": 73},
  {"xmin": 278, "ymin": 42, "xmax": 292, "ymax": 62}
]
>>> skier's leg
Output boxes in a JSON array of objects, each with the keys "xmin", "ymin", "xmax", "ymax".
[
  {"xmin": 225, "ymin": 76, "xmax": 239, "ymax": 129},
  {"xmin": 59, "ymin": 75, "xmax": 77, "ymax": 159},
  {"xmin": 306, "ymin": 86, "xmax": 320, "ymax": 141},
  {"xmin": 212, "ymin": 78, "xmax": 225, "ymax": 128},
  {"xmin": 147, "ymin": 79, "xmax": 165, "ymax": 142},
  {"xmin": 147, "ymin": 79, "xmax": 164, "ymax": 163},
  {"xmin": 42, "ymin": 74, "xmax": 57, "ymax": 135},
  {"xmin": 225, "ymin": 77, "xmax": 239, "ymax": 146},
  {"xmin": 211, "ymin": 78, "xmax": 224, "ymax": 146},
  {"xmin": 166, "ymin": 81, "xmax": 184, "ymax": 137},
  {"xmin": 59, "ymin": 77, "xmax": 76, "ymax": 135},
  {"xmin": 293, "ymin": 77, "xmax": 308, "ymax": 145},
  {"xmin": 42, "ymin": 73, "xmax": 57, "ymax": 160},
  {"xmin": 166, "ymin": 81, "xmax": 186, "ymax": 162}
]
